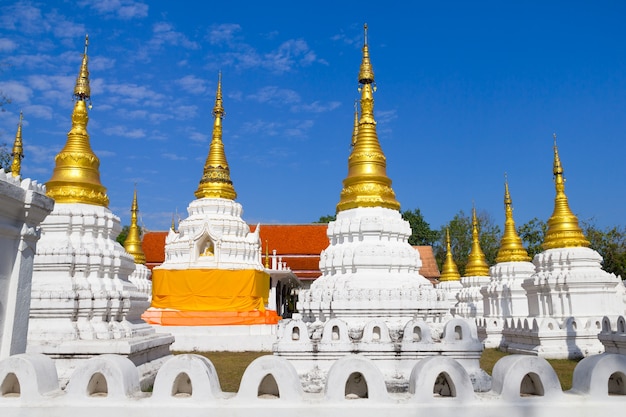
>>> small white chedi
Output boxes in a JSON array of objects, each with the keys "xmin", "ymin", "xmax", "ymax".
[
  {"xmin": 123, "ymin": 189, "xmax": 152, "ymax": 301},
  {"xmin": 26, "ymin": 36, "xmax": 173, "ymax": 387},
  {"xmin": 275, "ymin": 25, "xmax": 486, "ymax": 393},
  {"xmin": 501, "ymin": 137, "xmax": 626, "ymax": 358}
]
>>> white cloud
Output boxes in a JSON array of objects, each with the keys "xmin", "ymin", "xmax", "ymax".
[
  {"xmin": 150, "ymin": 22, "xmax": 199, "ymax": 50},
  {"xmin": 90, "ymin": 56, "xmax": 116, "ymax": 71},
  {"xmin": 162, "ymin": 153, "xmax": 187, "ymax": 161},
  {"xmin": 293, "ymin": 101, "xmax": 341, "ymax": 113},
  {"xmin": 247, "ymin": 86, "xmax": 300, "ymax": 105},
  {"xmin": 0, "ymin": 81, "xmax": 33, "ymax": 104},
  {"xmin": 24, "ymin": 144, "xmax": 60, "ymax": 165},
  {"xmin": 240, "ymin": 119, "xmax": 281, "ymax": 136},
  {"xmin": 95, "ymin": 149, "xmax": 116, "ymax": 157},
  {"xmin": 208, "ymin": 24, "xmax": 242, "ymax": 45},
  {"xmin": 23, "ymin": 104, "xmax": 53, "ymax": 120},
  {"xmin": 78, "ymin": 0, "xmax": 149, "ymax": 20},
  {"xmin": 0, "ymin": 38, "xmax": 17, "ymax": 52},
  {"xmin": 189, "ymin": 131, "xmax": 209, "ymax": 143},
  {"xmin": 376, "ymin": 109, "xmax": 398, "ymax": 124},
  {"xmin": 103, "ymin": 125, "xmax": 146, "ymax": 139},
  {"xmin": 105, "ymin": 82, "xmax": 166, "ymax": 106},
  {"xmin": 175, "ymin": 75, "xmax": 207, "ymax": 95}
]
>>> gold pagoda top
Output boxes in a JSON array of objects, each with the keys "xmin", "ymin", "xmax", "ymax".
[
  {"xmin": 336, "ymin": 24, "xmax": 400, "ymax": 212},
  {"xmin": 124, "ymin": 188, "xmax": 146, "ymax": 265},
  {"xmin": 194, "ymin": 72, "xmax": 237, "ymax": 200},
  {"xmin": 46, "ymin": 35, "xmax": 109, "ymax": 207},
  {"xmin": 351, "ymin": 100, "xmax": 359, "ymax": 147},
  {"xmin": 464, "ymin": 206, "xmax": 490, "ymax": 276},
  {"xmin": 439, "ymin": 228, "xmax": 461, "ymax": 282},
  {"xmin": 542, "ymin": 135, "xmax": 590, "ymax": 250},
  {"xmin": 10, "ymin": 112, "xmax": 24, "ymax": 177},
  {"xmin": 496, "ymin": 177, "xmax": 531, "ymax": 262}
]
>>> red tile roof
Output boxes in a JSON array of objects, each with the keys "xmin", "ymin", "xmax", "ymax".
[{"xmin": 142, "ymin": 224, "xmax": 440, "ymax": 283}]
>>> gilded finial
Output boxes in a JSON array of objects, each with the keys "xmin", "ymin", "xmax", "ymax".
[
  {"xmin": 496, "ymin": 176, "xmax": 531, "ymax": 262},
  {"xmin": 465, "ymin": 206, "xmax": 490, "ymax": 276},
  {"xmin": 439, "ymin": 228, "xmax": 461, "ymax": 281},
  {"xmin": 264, "ymin": 240, "xmax": 270, "ymax": 269},
  {"xmin": 351, "ymin": 100, "xmax": 359, "ymax": 147},
  {"xmin": 195, "ymin": 72, "xmax": 237, "ymax": 200},
  {"xmin": 10, "ymin": 112, "xmax": 24, "ymax": 177},
  {"xmin": 542, "ymin": 134, "xmax": 590, "ymax": 249},
  {"xmin": 123, "ymin": 187, "xmax": 146, "ymax": 265},
  {"xmin": 337, "ymin": 24, "xmax": 400, "ymax": 212},
  {"xmin": 170, "ymin": 213, "xmax": 176, "ymax": 232},
  {"xmin": 46, "ymin": 35, "xmax": 108, "ymax": 207}
]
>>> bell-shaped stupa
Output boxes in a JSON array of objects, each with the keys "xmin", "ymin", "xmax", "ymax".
[
  {"xmin": 143, "ymin": 73, "xmax": 281, "ymax": 334},
  {"xmin": 124, "ymin": 188, "xmax": 152, "ymax": 300},
  {"xmin": 27, "ymin": 36, "xmax": 173, "ymax": 387},
  {"xmin": 276, "ymin": 25, "xmax": 485, "ymax": 394},
  {"xmin": 437, "ymin": 228, "xmax": 463, "ymax": 312}
]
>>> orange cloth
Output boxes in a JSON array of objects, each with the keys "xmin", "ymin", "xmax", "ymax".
[
  {"xmin": 142, "ymin": 309, "xmax": 281, "ymax": 326},
  {"xmin": 151, "ymin": 269, "xmax": 270, "ymax": 312}
]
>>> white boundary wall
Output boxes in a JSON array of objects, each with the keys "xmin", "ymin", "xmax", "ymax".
[{"xmin": 1, "ymin": 350, "xmax": 626, "ymax": 417}]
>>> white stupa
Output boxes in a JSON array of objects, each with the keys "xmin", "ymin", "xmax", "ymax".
[
  {"xmin": 142, "ymin": 74, "xmax": 288, "ymax": 351},
  {"xmin": 436, "ymin": 228, "xmax": 463, "ymax": 312},
  {"xmin": 501, "ymin": 136, "xmax": 626, "ymax": 358},
  {"xmin": 479, "ymin": 179, "xmax": 535, "ymax": 348},
  {"xmin": 275, "ymin": 25, "xmax": 486, "ymax": 393},
  {"xmin": 124, "ymin": 189, "xmax": 152, "ymax": 301},
  {"xmin": 26, "ymin": 36, "xmax": 173, "ymax": 387}
]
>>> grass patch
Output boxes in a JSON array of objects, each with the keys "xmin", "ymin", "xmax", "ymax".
[
  {"xmin": 177, "ymin": 349, "xmax": 580, "ymax": 392},
  {"xmin": 175, "ymin": 351, "xmax": 271, "ymax": 392},
  {"xmin": 480, "ymin": 349, "xmax": 580, "ymax": 390}
]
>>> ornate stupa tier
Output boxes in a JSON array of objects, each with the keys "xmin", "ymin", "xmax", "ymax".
[
  {"xmin": 496, "ymin": 179, "xmax": 531, "ymax": 263},
  {"xmin": 542, "ymin": 135, "xmax": 589, "ymax": 250},
  {"xmin": 336, "ymin": 24, "xmax": 400, "ymax": 212},
  {"xmin": 46, "ymin": 35, "xmax": 108, "ymax": 207},
  {"xmin": 439, "ymin": 228, "xmax": 461, "ymax": 282},
  {"xmin": 160, "ymin": 193, "xmax": 262, "ymax": 271},
  {"xmin": 195, "ymin": 73, "xmax": 237, "ymax": 200}
]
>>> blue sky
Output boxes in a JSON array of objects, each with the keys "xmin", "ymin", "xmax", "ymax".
[{"xmin": 0, "ymin": 1, "xmax": 624, "ymax": 232}]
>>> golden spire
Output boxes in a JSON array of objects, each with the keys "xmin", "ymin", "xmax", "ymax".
[
  {"xmin": 10, "ymin": 112, "xmax": 24, "ymax": 177},
  {"xmin": 336, "ymin": 24, "xmax": 400, "ymax": 212},
  {"xmin": 194, "ymin": 72, "xmax": 237, "ymax": 200},
  {"xmin": 170, "ymin": 213, "xmax": 177, "ymax": 232},
  {"xmin": 46, "ymin": 35, "xmax": 109, "ymax": 207},
  {"xmin": 351, "ymin": 100, "xmax": 359, "ymax": 147},
  {"xmin": 124, "ymin": 187, "xmax": 146, "ymax": 265},
  {"xmin": 464, "ymin": 206, "xmax": 490, "ymax": 277},
  {"xmin": 439, "ymin": 228, "xmax": 461, "ymax": 281},
  {"xmin": 496, "ymin": 176, "xmax": 531, "ymax": 262},
  {"xmin": 264, "ymin": 240, "xmax": 270, "ymax": 269},
  {"xmin": 542, "ymin": 134, "xmax": 590, "ymax": 250}
]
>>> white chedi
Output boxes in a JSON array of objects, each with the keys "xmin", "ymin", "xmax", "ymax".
[{"xmin": 160, "ymin": 198, "xmax": 263, "ymax": 271}]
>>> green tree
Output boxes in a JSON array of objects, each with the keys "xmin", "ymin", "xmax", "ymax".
[
  {"xmin": 0, "ymin": 142, "xmax": 10, "ymax": 171},
  {"xmin": 517, "ymin": 217, "xmax": 547, "ymax": 259},
  {"xmin": 401, "ymin": 208, "xmax": 439, "ymax": 246},
  {"xmin": 582, "ymin": 222, "xmax": 626, "ymax": 280},
  {"xmin": 434, "ymin": 210, "xmax": 502, "ymax": 276},
  {"xmin": 314, "ymin": 214, "xmax": 336, "ymax": 223},
  {"xmin": 116, "ymin": 225, "xmax": 130, "ymax": 246}
]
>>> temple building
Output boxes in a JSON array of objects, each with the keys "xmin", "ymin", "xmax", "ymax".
[
  {"xmin": 141, "ymin": 74, "xmax": 300, "ymax": 352},
  {"xmin": 273, "ymin": 25, "xmax": 485, "ymax": 393},
  {"xmin": 26, "ymin": 36, "xmax": 173, "ymax": 387},
  {"xmin": 500, "ymin": 137, "xmax": 626, "ymax": 358}
]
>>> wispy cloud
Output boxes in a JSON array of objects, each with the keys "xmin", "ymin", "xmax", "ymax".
[
  {"xmin": 0, "ymin": 81, "xmax": 33, "ymax": 104},
  {"xmin": 103, "ymin": 125, "xmax": 146, "ymax": 139},
  {"xmin": 0, "ymin": 38, "xmax": 17, "ymax": 52},
  {"xmin": 78, "ymin": 0, "xmax": 149, "ymax": 20},
  {"xmin": 240, "ymin": 119, "xmax": 281, "ymax": 136},
  {"xmin": 247, "ymin": 86, "xmax": 300, "ymax": 105},
  {"xmin": 208, "ymin": 23, "xmax": 242, "ymax": 46},
  {"xmin": 24, "ymin": 144, "xmax": 60, "ymax": 165},
  {"xmin": 23, "ymin": 104, "xmax": 53, "ymax": 120},
  {"xmin": 175, "ymin": 75, "xmax": 208, "ymax": 95},
  {"xmin": 105, "ymin": 82, "xmax": 167, "ymax": 106},
  {"xmin": 162, "ymin": 153, "xmax": 187, "ymax": 161},
  {"xmin": 189, "ymin": 131, "xmax": 209, "ymax": 143},
  {"xmin": 95, "ymin": 149, "xmax": 116, "ymax": 157},
  {"xmin": 376, "ymin": 109, "xmax": 398, "ymax": 124},
  {"xmin": 0, "ymin": 3, "xmax": 85, "ymax": 40},
  {"xmin": 292, "ymin": 101, "xmax": 341, "ymax": 113},
  {"xmin": 149, "ymin": 22, "xmax": 199, "ymax": 50}
]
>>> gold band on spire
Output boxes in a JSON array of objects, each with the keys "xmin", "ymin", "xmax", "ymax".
[
  {"xmin": 10, "ymin": 112, "xmax": 24, "ymax": 177},
  {"xmin": 439, "ymin": 228, "xmax": 461, "ymax": 281},
  {"xmin": 496, "ymin": 176, "xmax": 531, "ymax": 262},
  {"xmin": 465, "ymin": 206, "xmax": 490, "ymax": 276},
  {"xmin": 46, "ymin": 35, "xmax": 109, "ymax": 207},
  {"xmin": 194, "ymin": 72, "xmax": 237, "ymax": 200},
  {"xmin": 124, "ymin": 187, "xmax": 146, "ymax": 265},
  {"xmin": 542, "ymin": 134, "xmax": 589, "ymax": 250},
  {"xmin": 336, "ymin": 24, "xmax": 400, "ymax": 212}
]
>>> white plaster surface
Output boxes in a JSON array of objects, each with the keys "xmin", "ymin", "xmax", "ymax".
[{"xmin": 151, "ymin": 324, "xmax": 277, "ymax": 352}]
